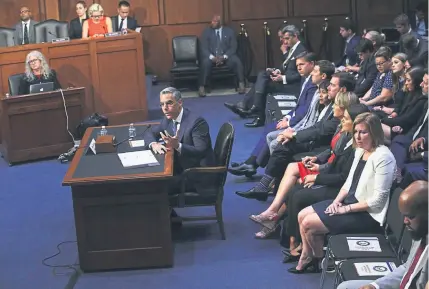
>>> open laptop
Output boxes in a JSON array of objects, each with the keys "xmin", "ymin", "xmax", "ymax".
[{"xmin": 29, "ymin": 82, "xmax": 54, "ymax": 94}]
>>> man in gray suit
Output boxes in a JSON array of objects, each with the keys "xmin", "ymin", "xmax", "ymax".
[
  {"xmin": 337, "ymin": 180, "xmax": 428, "ymax": 289},
  {"xmin": 199, "ymin": 15, "xmax": 245, "ymax": 97},
  {"xmin": 13, "ymin": 7, "xmax": 38, "ymax": 45}
]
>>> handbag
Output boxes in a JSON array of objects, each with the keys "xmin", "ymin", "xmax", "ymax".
[{"xmin": 75, "ymin": 113, "xmax": 108, "ymax": 140}]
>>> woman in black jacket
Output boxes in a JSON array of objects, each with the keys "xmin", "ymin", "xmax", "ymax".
[{"xmin": 69, "ymin": 1, "xmax": 88, "ymax": 39}]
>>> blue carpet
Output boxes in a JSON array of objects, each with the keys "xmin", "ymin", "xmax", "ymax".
[{"xmin": 0, "ymin": 92, "xmax": 332, "ymax": 289}]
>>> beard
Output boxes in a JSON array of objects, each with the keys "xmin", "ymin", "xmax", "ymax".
[{"xmin": 408, "ymin": 219, "xmax": 428, "ymax": 240}]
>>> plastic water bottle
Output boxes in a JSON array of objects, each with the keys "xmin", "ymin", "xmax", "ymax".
[
  {"xmin": 128, "ymin": 123, "xmax": 136, "ymax": 138},
  {"xmin": 5, "ymin": 93, "xmax": 10, "ymax": 98},
  {"xmin": 99, "ymin": 126, "xmax": 107, "ymax": 136}
]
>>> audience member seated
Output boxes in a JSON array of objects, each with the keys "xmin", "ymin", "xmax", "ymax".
[
  {"xmin": 410, "ymin": 2, "xmax": 428, "ymax": 37},
  {"xmin": 395, "ymin": 14, "xmax": 421, "ymax": 52},
  {"xmin": 82, "ymin": 3, "xmax": 112, "ymax": 39},
  {"xmin": 400, "ymin": 148, "xmax": 428, "ymax": 188},
  {"xmin": 13, "ymin": 6, "xmax": 38, "ymax": 45},
  {"xmin": 199, "ymin": 15, "xmax": 245, "ymax": 97},
  {"xmin": 380, "ymin": 67, "xmax": 426, "ymax": 143},
  {"xmin": 390, "ymin": 69, "xmax": 428, "ymax": 183},
  {"xmin": 235, "ymin": 72, "xmax": 357, "ymax": 200},
  {"xmin": 360, "ymin": 47, "xmax": 394, "ymax": 108},
  {"xmin": 335, "ymin": 19, "xmax": 361, "ymax": 69},
  {"xmin": 337, "ymin": 180, "xmax": 428, "ymax": 289},
  {"xmin": 289, "ymin": 112, "xmax": 396, "ymax": 274},
  {"xmin": 18, "ymin": 51, "xmax": 61, "ymax": 95},
  {"xmin": 248, "ymin": 100, "xmax": 366, "ymax": 240},
  {"xmin": 228, "ymin": 59, "xmax": 334, "ymax": 179},
  {"xmin": 224, "ymin": 25, "xmax": 306, "ymax": 127},
  {"xmin": 111, "ymin": 1, "xmax": 138, "ymax": 32},
  {"xmin": 401, "ymin": 34, "xmax": 429, "ymax": 67},
  {"xmin": 353, "ymin": 38, "xmax": 378, "ymax": 97},
  {"xmin": 364, "ymin": 30, "xmax": 385, "ymax": 52},
  {"xmin": 68, "ymin": 1, "xmax": 88, "ymax": 39}
]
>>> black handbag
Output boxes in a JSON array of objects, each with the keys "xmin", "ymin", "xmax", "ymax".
[{"xmin": 75, "ymin": 113, "xmax": 108, "ymax": 140}]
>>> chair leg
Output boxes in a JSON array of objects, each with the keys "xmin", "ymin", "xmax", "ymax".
[
  {"xmin": 215, "ymin": 203, "xmax": 226, "ymax": 240},
  {"xmin": 319, "ymin": 248, "xmax": 330, "ymax": 289}
]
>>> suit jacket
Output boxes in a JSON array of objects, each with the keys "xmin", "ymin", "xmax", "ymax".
[
  {"xmin": 295, "ymin": 103, "xmax": 339, "ymax": 148},
  {"xmin": 407, "ymin": 38, "xmax": 428, "ymax": 67},
  {"xmin": 111, "ymin": 16, "xmax": 138, "ymax": 32},
  {"xmin": 69, "ymin": 17, "xmax": 87, "ymax": 39},
  {"xmin": 336, "ymin": 34, "xmax": 361, "ymax": 67},
  {"xmin": 13, "ymin": 19, "xmax": 38, "ymax": 45},
  {"xmin": 354, "ymin": 54, "xmax": 378, "ymax": 98},
  {"xmin": 409, "ymin": 11, "xmax": 428, "ymax": 36},
  {"xmin": 372, "ymin": 237, "xmax": 428, "ymax": 289},
  {"xmin": 145, "ymin": 108, "xmax": 215, "ymax": 172},
  {"xmin": 18, "ymin": 70, "xmax": 61, "ymax": 95},
  {"xmin": 406, "ymin": 102, "xmax": 428, "ymax": 144},
  {"xmin": 281, "ymin": 42, "xmax": 307, "ymax": 85},
  {"xmin": 399, "ymin": 30, "xmax": 422, "ymax": 53},
  {"xmin": 287, "ymin": 76, "xmax": 317, "ymax": 127},
  {"xmin": 200, "ymin": 26, "xmax": 237, "ymax": 59}
]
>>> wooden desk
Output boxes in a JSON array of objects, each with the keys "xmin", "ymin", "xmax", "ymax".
[
  {"xmin": 0, "ymin": 87, "xmax": 85, "ymax": 164},
  {"xmin": 63, "ymin": 124, "xmax": 174, "ymax": 272},
  {"xmin": 0, "ymin": 32, "xmax": 147, "ymax": 128}
]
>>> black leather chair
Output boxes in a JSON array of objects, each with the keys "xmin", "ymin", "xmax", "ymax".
[
  {"xmin": 8, "ymin": 73, "xmax": 25, "ymax": 96},
  {"xmin": 169, "ymin": 122, "xmax": 235, "ymax": 240},
  {"xmin": 0, "ymin": 27, "xmax": 15, "ymax": 47},
  {"xmin": 34, "ymin": 20, "xmax": 69, "ymax": 43},
  {"xmin": 170, "ymin": 36, "xmax": 200, "ymax": 87}
]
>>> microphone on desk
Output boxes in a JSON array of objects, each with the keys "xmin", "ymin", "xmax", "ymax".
[
  {"xmin": 48, "ymin": 31, "xmax": 58, "ymax": 38},
  {"xmin": 113, "ymin": 124, "xmax": 151, "ymax": 147}
]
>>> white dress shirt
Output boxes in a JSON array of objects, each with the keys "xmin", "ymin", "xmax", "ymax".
[
  {"xmin": 118, "ymin": 17, "xmax": 127, "ymax": 30},
  {"xmin": 209, "ymin": 27, "xmax": 227, "ymax": 59},
  {"xmin": 282, "ymin": 41, "xmax": 301, "ymax": 84},
  {"xmin": 173, "ymin": 108, "xmax": 184, "ymax": 153}
]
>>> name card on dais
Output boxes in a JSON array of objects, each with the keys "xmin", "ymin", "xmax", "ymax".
[{"xmin": 52, "ymin": 37, "xmax": 70, "ymax": 43}]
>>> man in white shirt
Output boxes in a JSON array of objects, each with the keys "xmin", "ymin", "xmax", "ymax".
[
  {"xmin": 111, "ymin": 1, "xmax": 138, "ymax": 32},
  {"xmin": 13, "ymin": 7, "xmax": 38, "ymax": 45}
]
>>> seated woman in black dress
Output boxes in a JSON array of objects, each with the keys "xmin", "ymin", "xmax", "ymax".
[
  {"xmin": 289, "ymin": 112, "xmax": 396, "ymax": 274},
  {"xmin": 68, "ymin": 1, "xmax": 88, "ymax": 39},
  {"xmin": 18, "ymin": 51, "xmax": 61, "ymax": 95}
]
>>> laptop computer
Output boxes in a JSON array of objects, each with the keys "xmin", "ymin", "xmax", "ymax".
[{"xmin": 29, "ymin": 82, "xmax": 54, "ymax": 94}]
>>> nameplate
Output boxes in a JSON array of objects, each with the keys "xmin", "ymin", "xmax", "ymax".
[
  {"xmin": 105, "ymin": 32, "xmax": 122, "ymax": 37},
  {"xmin": 52, "ymin": 37, "xmax": 70, "ymax": 43}
]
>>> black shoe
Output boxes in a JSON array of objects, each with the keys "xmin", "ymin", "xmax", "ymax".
[
  {"xmin": 282, "ymin": 254, "xmax": 301, "ymax": 263},
  {"xmin": 235, "ymin": 188, "xmax": 269, "ymax": 201},
  {"xmin": 224, "ymin": 102, "xmax": 248, "ymax": 118},
  {"xmin": 287, "ymin": 259, "xmax": 321, "ymax": 274},
  {"xmin": 241, "ymin": 105, "xmax": 260, "ymax": 117},
  {"xmin": 230, "ymin": 162, "xmax": 243, "ymax": 167},
  {"xmin": 228, "ymin": 163, "xmax": 257, "ymax": 177},
  {"xmin": 245, "ymin": 117, "xmax": 265, "ymax": 128}
]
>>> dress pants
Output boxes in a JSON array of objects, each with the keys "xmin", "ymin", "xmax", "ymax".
[
  {"xmin": 389, "ymin": 134, "xmax": 413, "ymax": 171},
  {"xmin": 400, "ymin": 162, "xmax": 428, "ymax": 188},
  {"xmin": 249, "ymin": 121, "xmax": 276, "ymax": 168},
  {"xmin": 267, "ymin": 129, "xmax": 282, "ymax": 153},
  {"xmin": 199, "ymin": 55, "xmax": 244, "ymax": 86}
]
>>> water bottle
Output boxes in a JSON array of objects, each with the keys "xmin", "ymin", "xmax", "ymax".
[
  {"xmin": 128, "ymin": 123, "xmax": 136, "ymax": 138},
  {"xmin": 5, "ymin": 93, "xmax": 10, "ymax": 98},
  {"xmin": 99, "ymin": 126, "xmax": 107, "ymax": 136}
]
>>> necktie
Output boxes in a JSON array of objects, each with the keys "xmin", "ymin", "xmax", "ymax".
[
  {"xmin": 216, "ymin": 30, "xmax": 222, "ymax": 55},
  {"xmin": 413, "ymin": 110, "xmax": 428, "ymax": 140},
  {"xmin": 399, "ymin": 242, "xmax": 426, "ymax": 289},
  {"xmin": 119, "ymin": 18, "xmax": 124, "ymax": 31},
  {"xmin": 23, "ymin": 23, "xmax": 29, "ymax": 44},
  {"xmin": 172, "ymin": 121, "xmax": 179, "ymax": 135}
]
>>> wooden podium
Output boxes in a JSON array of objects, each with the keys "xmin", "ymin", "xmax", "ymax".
[
  {"xmin": 0, "ymin": 88, "xmax": 85, "ymax": 164},
  {"xmin": 0, "ymin": 32, "xmax": 147, "ymax": 132}
]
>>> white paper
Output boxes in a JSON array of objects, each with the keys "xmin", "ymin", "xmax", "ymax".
[
  {"xmin": 281, "ymin": 110, "xmax": 292, "ymax": 115},
  {"xmin": 117, "ymin": 150, "xmax": 159, "ymax": 168},
  {"xmin": 136, "ymin": 27, "xmax": 142, "ymax": 33},
  {"xmin": 354, "ymin": 262, "xmax": 397, "ymax": 276},
  {"xmin": 129, "ymin": 140, "xmax": 145, "ymax": 148},
  {"xmin": 89, "ymin": 138, "xmax": 96, "ymax": 154},
  {"xmin": 278, "ymin": 101, "xmax": 297, "ymax": 108},
  {"xmin": 273, "ymin": 94, "xmax": 296, "ymax": 100},
  {"xmin": 347, "ymin": 237, "xmax": 382, "ymax": 252}
]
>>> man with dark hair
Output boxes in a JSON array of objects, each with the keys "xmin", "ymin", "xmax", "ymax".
[
  {"xmin": 13, "ymin": 6, "xmax": 39, "ymax": 45},
  {"xmin": 236, "ymin": 72, "xmax": 356, "ymax": 199},
  {"xmin": 394, "ymin": 13, "xmax": 421, "ymax": 52},
  {"xmin": 410, "ymin": 2, "xmax": 428, "ymax": 37},
  {"xmin": 336, "ymin": 19, "xmax": 361, "ymax": 68},
  {"xmin": 354, "ymin": 38, "xmax": 378, "ymax": 97},
  {"xmin": 224, "ymin": 25, "xmax": 306, "ymax": 127},
  {"xmin": 337, "ymin": 180, "xmax": 428, "ymax": 289},
  {"xmin": 111, "ymin": 1, "xmax": 138, "ymax": 32},
  {"xmin": 402, "ymin": 34, "xmax": 428, "ymax": 67}
]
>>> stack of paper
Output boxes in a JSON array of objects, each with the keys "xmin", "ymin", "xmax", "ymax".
[{"xmin": 117, "ymin": 150, "xmax": 159, "ymax": 168}]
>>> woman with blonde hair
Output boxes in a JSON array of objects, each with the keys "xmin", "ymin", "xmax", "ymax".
[
  {"xmin": 82, "ymin": 3, "xmax": 112, "ymax": 38},
  {"xmin": 18, "ymin": 50, "xmax": 61, "ymax": 95}
]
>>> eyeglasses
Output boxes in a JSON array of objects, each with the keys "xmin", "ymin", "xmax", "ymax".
[
  {"xmin": 28, "ymin": 59, "xmax": 39, "ymax": 65},
  {"xmin": 403, "ymin": 214, "xmax": 416, "ymax": 220},
  {"xmin": 20, "ymin": 9, "xmax": 30, "ymax": 14},
  {"xmin": 159, "ymin": 100, "xmax": 175, "ymax": 107},
  {"xmin": 91, "ymin": 14, "xmax": 102, "ymax": 19},
  {"xmin": 376, "ymin": 61, "xmax": 387, "ymax": 67}
]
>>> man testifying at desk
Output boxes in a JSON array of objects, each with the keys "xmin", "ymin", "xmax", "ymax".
[
  {"xmin": 145, "ymin": 87, "xmax": 215, "ymax": 192},
  {"xmin": 13, "ymin": 7, "xmax": 38, "ymax": 45},
  {"xmin": 111, "ymin": 1, "xmax": 138, "ymax": 32}
]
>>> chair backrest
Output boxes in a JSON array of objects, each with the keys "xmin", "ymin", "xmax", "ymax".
[
  {"xmin": 386, "ymin": 187, "xmax": 404, "ymax": 241},
  {"xmin": 34, "ymin": 20, "xmax": 69, "ymax": 43},
  {"xmin": 8, "ymin": 73, "xmax": 25, "ymax": 96},
  {"xmin": 172, "ymin": 36, "xmax": 198, "ymax": 64},
  {"xmin": 213, "ymin": 122, "xmax": 235, "ymax": 186},
  {"xmin": 0, "ymin": 27, "xmax": 15, "ymax": 47}
]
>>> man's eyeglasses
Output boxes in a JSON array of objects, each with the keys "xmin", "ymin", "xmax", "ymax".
[
  {"xmin": 403, "ymin": 214, "xmax": 416, "ymax": 220},
  {"xmin": 159, "ymin": 100, "xmax": 175, "ymax": 107},
  {"xmin": 28, "ymin": 59, "xmax": 39, "ymax": 65},
  {"xmin": 20, "ymin": 10, "xmax": 30, "ymax": 14},
  {"xmin": 376, "ymin": 61, "xmax": 387, "ymax": 67}
]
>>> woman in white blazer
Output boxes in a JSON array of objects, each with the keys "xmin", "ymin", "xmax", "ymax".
[{"xmin": 289, "ymin": 112, "xmax": 396, "ymax": 274}]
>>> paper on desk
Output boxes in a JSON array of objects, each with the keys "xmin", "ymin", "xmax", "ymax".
[
  {"xmin": 278, "ymin": 101, "xmax": 297, "ymax": 108},
  {"xmin": 273, "ymin": 95, "xmax": 296, "ymax": 100},
  {"xmin": 129, "ymin": 140, "xmax": 145, "ymax": 148},
  {"xmin": 118, "ymin": 150, "xmax": 159, "ymax": 168},
  {"xmin": 347, "ymin": 236, "xmax": 382, "ymax": 252},
  {"xmin": 354, "ymin": 262, "xmax": 396, "ymax": 276}
]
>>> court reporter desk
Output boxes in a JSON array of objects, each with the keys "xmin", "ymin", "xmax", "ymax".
[
  {"xmin": 63, "ymin": 124, "xmax": 174, "ymax": 272},
  {"xmin": 0, "ymin": 87, "xmax": 85, "ymax": 164}
]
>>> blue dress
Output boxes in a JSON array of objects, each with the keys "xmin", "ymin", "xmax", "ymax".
[{"xmin": 312, "ymin": 159, "xmax": 380, "ymax": 235}]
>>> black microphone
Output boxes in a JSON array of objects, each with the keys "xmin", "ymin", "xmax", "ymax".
[
  {"xmin": 48, "ymin": 31, "xmax": 58, "ymax": 38},
  {"xmin": 114, "ymin": 124, "xmax": 151, "ymax": 147}
]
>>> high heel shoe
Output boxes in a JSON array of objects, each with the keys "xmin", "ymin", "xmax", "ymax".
[
  {"xmin": 254, "ymin": 224, "xmax": 279, "ymax": 239},
  {"xmin": 287, "ymin": 258, "xmax": 321, "ymax": 274}
]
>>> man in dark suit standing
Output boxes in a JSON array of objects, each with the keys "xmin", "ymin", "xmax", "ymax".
[
  {"xmin": 336, "ymin": 19, "xmax": 361, "ymax": 68},
  {"xmin": 224, "ymin": 25, "xmax": 306, "ymax": 127},
  {"xmin": 409, "ymin": 2, "xmax": 428, "ymax": 37},
  {"xmin": 353, "ymin": 38, "xmax": 378, "ymax": 97},
  {"xmin": 13, "ymin": 6, "xmax": 38, "ymax": 45},
  {"xmin": 146, "ymin": 87, "xmax": 215, "ymax": 182},
  {"xmin": 111, "ymin": 1, "xmax": 138, "ymax": 32},
  {"xmin": 199, "ymin": 15, "xmax": 245, "ymax": 97}
]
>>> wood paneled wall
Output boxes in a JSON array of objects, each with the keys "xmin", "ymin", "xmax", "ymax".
[{"xmin": 0, "ymin": 0, "xmax": 411, "ymax": 80}]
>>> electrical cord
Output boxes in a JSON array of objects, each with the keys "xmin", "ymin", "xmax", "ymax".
[
  {"xmin": 59, "ymin": 88, "xmax": 76, "ymax": 145},
  {"xmin": 42, "ymin": 241, "xmax": 79, "ymax": 276},
  {"xmin": 58, "ymin": 89, "xmax": 79, "ymax": 163}
]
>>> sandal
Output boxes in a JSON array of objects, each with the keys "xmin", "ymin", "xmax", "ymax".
[
  {"xmin": 249, "ymin": 213, "xmax": 279, "ymax": 225},
  {"xmin": 254, "ymin": 224, "xmax": 279, "ymax": 239}
]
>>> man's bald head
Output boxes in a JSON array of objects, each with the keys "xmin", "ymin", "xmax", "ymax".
[
  {"xmin": 20, "ymin": 6, "xmax": 32, "ymax": 21},
  {"xmin": 210, "ymin": 15, "xmax": 222, "ymax": 29},
  {"xmin": 399, "ymin": 181, "xmax": 428, "ymax": 240}
]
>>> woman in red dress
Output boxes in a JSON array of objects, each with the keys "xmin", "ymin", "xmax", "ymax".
[{"xmin": 82, "ymin": 3, "xmax": 112, "ymax": 38}]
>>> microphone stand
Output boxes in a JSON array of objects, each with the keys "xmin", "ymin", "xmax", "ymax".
[{"xmin": 113, "ymin": 124, "xmax": 152, "ymax": 147}]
